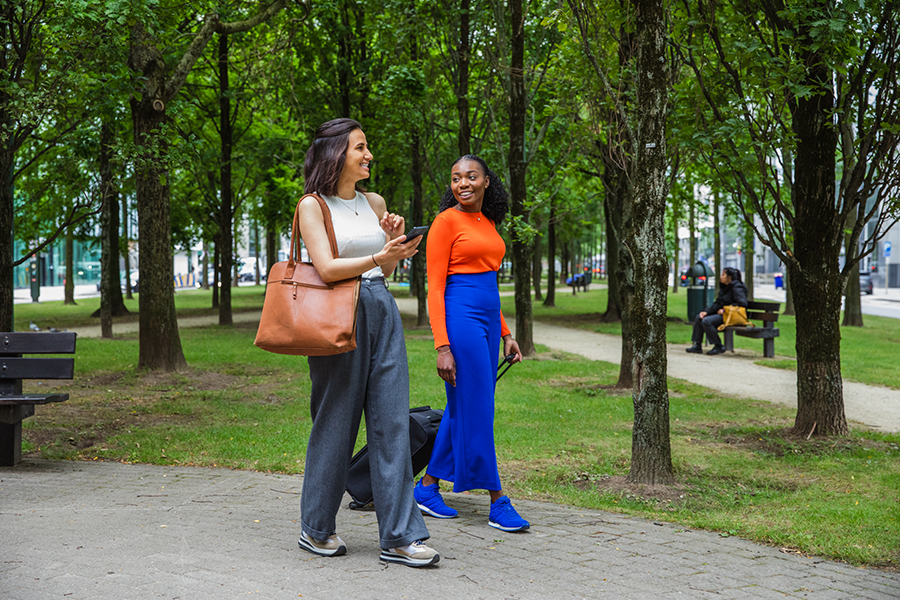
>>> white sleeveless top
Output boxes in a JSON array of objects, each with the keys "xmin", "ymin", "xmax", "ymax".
[{"xmin": 319, "ymin": 191, "xmax": 385, "ymax": 279}]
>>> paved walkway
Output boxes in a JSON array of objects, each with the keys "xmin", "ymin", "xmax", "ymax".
[
  {"xmin": 2, "ymin": 460, "xmax": 898, "ymax": 600},
  {"xmin": 3, "ymin": 295, "xmax": 899, "ymax": 599}
]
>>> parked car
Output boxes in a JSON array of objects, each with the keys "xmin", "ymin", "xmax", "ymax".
[
  {"xmin": 859, "ymin": 272, "xmax": 873, "ymax": 295},
  {"xmin": 679, "ymin": 268, "xmax": 690, "ymax": 287}
]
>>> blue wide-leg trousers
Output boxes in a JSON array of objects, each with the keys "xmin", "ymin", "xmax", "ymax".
[{"xmin": 427, "ymin": 272, "xmax": 503, "ymax": 493}]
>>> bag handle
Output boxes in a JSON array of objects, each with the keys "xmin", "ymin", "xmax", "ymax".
[{"xmin": 287, "ymin": 193, "xmax": 340, "ymax": 278}]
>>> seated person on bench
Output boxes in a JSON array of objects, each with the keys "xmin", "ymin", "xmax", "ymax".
[{"xmin": 686, "ymin": 267, "xmax": 749, "ymax": 356}]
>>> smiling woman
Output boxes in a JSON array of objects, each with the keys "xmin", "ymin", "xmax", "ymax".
[
  {"xmin": 293, "ymin": 118, "xmax": 439, "ymax": 567},
  {"xmin": 416, "ymin": 155, "xmax": 529, "ymax": 533}
]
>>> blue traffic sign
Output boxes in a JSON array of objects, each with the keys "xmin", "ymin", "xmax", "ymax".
[{"xmin": 886, "ymin": 241, "xmax": 892, "ymax": 258}]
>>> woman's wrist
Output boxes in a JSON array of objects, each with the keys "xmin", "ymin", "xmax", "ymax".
[{"xmin": 437, "ymin": 345, "xmax": 452, "ymax": 355}]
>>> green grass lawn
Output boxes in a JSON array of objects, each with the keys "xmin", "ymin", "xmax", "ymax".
[{"xmin": 503, "ymin": 286, "xmax": 900, "ymax": 390}]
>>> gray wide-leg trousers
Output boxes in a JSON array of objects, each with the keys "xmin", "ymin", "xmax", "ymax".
[{"xmin": 301, "ymin": 278, "xmax": 429, "ymax": 550}]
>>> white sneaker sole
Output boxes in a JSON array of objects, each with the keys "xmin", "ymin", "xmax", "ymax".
[
  {"xmin": 379, "ymin": 550, "xmax": 440, "ymax": 567},
  {"xmin": 416, "ymin": 502, "xmax": 458, "ymax": 519},
  {"xmin": 488, "ymin": 520, "xmax": 530, "ymax": 532},
  {"xmin": 298, "ymin": 535, "xmax": 347, "ymax": 557}
]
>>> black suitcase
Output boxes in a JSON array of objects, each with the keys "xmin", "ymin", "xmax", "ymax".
[
  {"xmin": 346, "ymin": 406, "xmax": 443, "ymax": 509},
  {"xmin": 345, "ymin": 354, "xmax": 517, "ymax": 510}
]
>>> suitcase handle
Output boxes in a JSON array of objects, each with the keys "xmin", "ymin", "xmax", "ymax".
[{"xmin": 497, "ymin": 353, "xmax": 516, "ymax": 382}]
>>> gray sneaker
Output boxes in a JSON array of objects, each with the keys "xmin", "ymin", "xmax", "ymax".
[
  {"xmin": 298, "ymin": 531, "xmax": 347, "ymax": 557},
  {"xmin": 380, "ymin": 541, "xmax": 440, "ymax": 567}
]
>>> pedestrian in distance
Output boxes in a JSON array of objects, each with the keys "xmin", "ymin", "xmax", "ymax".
[
  {"xmin": 296, "ymin": 118, "xmax": 439, "ymax": 567},
  {"xmin": 686, "ymin": 266, "xmax": 749, "ymax": 356},
  {"xmin": 415, "ymin": 154, "xmax": 530, "ymax": 533}
]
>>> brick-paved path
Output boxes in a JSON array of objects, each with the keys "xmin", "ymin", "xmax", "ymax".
[{"xmin": 2, "ymin": 460, "xmax": 897, "ymax": 600}]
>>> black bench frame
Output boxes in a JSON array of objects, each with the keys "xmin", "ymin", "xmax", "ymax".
[
  {"xmin": 722, "ymin": 300, "xmax": 780, "ymax": 358},
  {"xmin": 0, "ymin": 332, "xmax": 76, "ymax": 466},
  {"xmin": 568, "ymin": 271, "xmax": 592, "ymax": 292}
]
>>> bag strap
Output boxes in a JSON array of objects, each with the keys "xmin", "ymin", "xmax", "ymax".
[{"xmin": 287, "ymin": 193, "xmax": 341, "ymax": 277}]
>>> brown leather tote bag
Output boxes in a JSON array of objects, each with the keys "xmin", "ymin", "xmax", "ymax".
[{"xmin": 254, "ymin": 194, "xmax": 361, "ymax": 356}]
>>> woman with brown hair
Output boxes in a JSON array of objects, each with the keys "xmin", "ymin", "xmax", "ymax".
[{"xmin": 296, "ymin": 118, "xmax": 439, "ymax": 567}]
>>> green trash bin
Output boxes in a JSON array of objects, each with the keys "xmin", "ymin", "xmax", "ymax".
[{"xmin": 686, "ymin": 261, "xmax": 715, "ymax": 322}]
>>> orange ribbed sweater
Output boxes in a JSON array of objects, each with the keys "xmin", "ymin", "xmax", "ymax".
[{"xmin": 426, "ymin": 208, "xmax": 511, "ymax": 349}]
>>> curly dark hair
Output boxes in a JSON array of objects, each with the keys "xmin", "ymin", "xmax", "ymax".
[
  {"xmin": 303, "ymin": 118, "xmax": 366, "ymax": 196},
  {"xmin": 438, "ymin": 155, "xmax": 509, "ymax": 224}
]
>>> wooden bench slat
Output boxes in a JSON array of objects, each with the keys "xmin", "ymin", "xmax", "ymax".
[
  {"xmin": 0, "ymin": 332, "xmax": 76, "ymax": 354},
  {"xmin": 0, "ymin": 358, "xmax": 75, "ymax": 379},
  {"xmin": 0, "ymin": 394, "xmax": 70, "ymax": 405},
  {"xmin": 746, "ymin": 301, "xmax": 779, "ymax": 311},
  {"xmin": 747, "ymin": 312, "xmax": 779, "ymax": 322}
]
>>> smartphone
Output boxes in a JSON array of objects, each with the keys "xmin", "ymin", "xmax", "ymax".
[{"xmin": 403, "ymin": 225, "xmax": 429, "ymax": 244}]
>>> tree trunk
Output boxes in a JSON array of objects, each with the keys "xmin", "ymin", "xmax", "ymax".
[
  {"xmin": 790, "ymin": 264, "xmax": 848, "ymax": 435},
  {"xmin": 253, "ymin": 221, "xmax": 261, "ymax": 285},
  {"xmin": 201, "ymin": 241, "xmax": 210, "ymax": 290},
  {"xmin": 532, "ymin": 234, "xmax": 543, "ymax": 302},
  {"xmin": 606, "ymin": 147, "xmax": 633, "ymax": 386},
  {"xmin": 784, "ymin": 268, "xmax": 795, "ymax": 315},
  {"xmin": 212, "ymin": 241, "xmax": 220, "ymax": 308},
  {"xmin": 130, "ymin": 96, "xmax": 187, "ymax": 370},
  {"xmin": 128, "ymin": 22, "xmax": 190, "ymax": 371},
  {"xmin": 457, "ymin": 0, "xmax": 471, "ymax": 156},
  {"xmin": 743, "ymin": 226, "xmax": 754, "ymax": 299},
  {"xmin": 842, "ymin": 209, "xmax": 863, "ymax": 326},
  {"xmin": 601, "ymin": 167, "xmax": 625, "ymax": 324},
  {"xmin": 0, "ymin": 154, "xmax": 13, "ymax": 331},
  {"xmin": 627, "ymin": 0, "xmax": 674, "ymax": 485},
  {"xmin": 264, "ymin": 232, "xmax": 275, "ymax": 280},
  {"xmin": 95, "ymin": 119, "xmax": 129, "ymax": 331},
  {"xmin": 713, "ymin": 191, "xmax": 721, "ymax": 296},
  {"xmin": 671, "ymin": 201, "xmax": 679, "ymax": 294},
  {"xmin": 99, "ymin": 122, "xmax": 115, "ymax": 337},
  {"xmin": 64, "ymin": 225, "xmax": 75, "ymax": 305},
  {"xmin": 410, "ymin": 133, "xmax": 428, "ymax": 327},
  {"xmin": 543, "ymin": 206, "xmax": 556, "ymax": 307},
  {"xmin": 788, "ymin": 33, "xmax": 847, "ymax": 436},
  {"xmin": 508, "ymin": 0, "xmax": 534, "ymax": 356},
  {"xmin": 218, "ymin": 32, "xmax": 233, "ymax": 326},
  {"xmin": 123, "ymin": 194, "xmax": 134, "ymax": 299}
]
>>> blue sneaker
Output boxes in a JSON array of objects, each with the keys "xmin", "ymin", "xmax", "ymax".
[
  {"xmin": 413, "ymin": 479, "xmax": 458, "ymax": 519},
  {"xmin": 488, "ymin": 496, "xmax": 530, "ymax": 532}
]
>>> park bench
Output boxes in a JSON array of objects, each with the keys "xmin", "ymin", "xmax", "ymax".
[
  {"xmin": 722, "ymin": 300, "xmax": 780, "ymax": 358},
  {"xmin": 0, "ymin": 332, "xmax": 76, "ymax": 466},
  {"xmin": 568, "ymin": 271, "xmax": 592, "ymax": 292}
]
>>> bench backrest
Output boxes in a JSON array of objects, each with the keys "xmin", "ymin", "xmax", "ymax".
[
  {"xmin": 0, "ymin": 332, "xmax": 77, "ymax": 395},
  {"xmin": 746, "ymin": 301, "xmax": 779, "ymax": 329}
]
